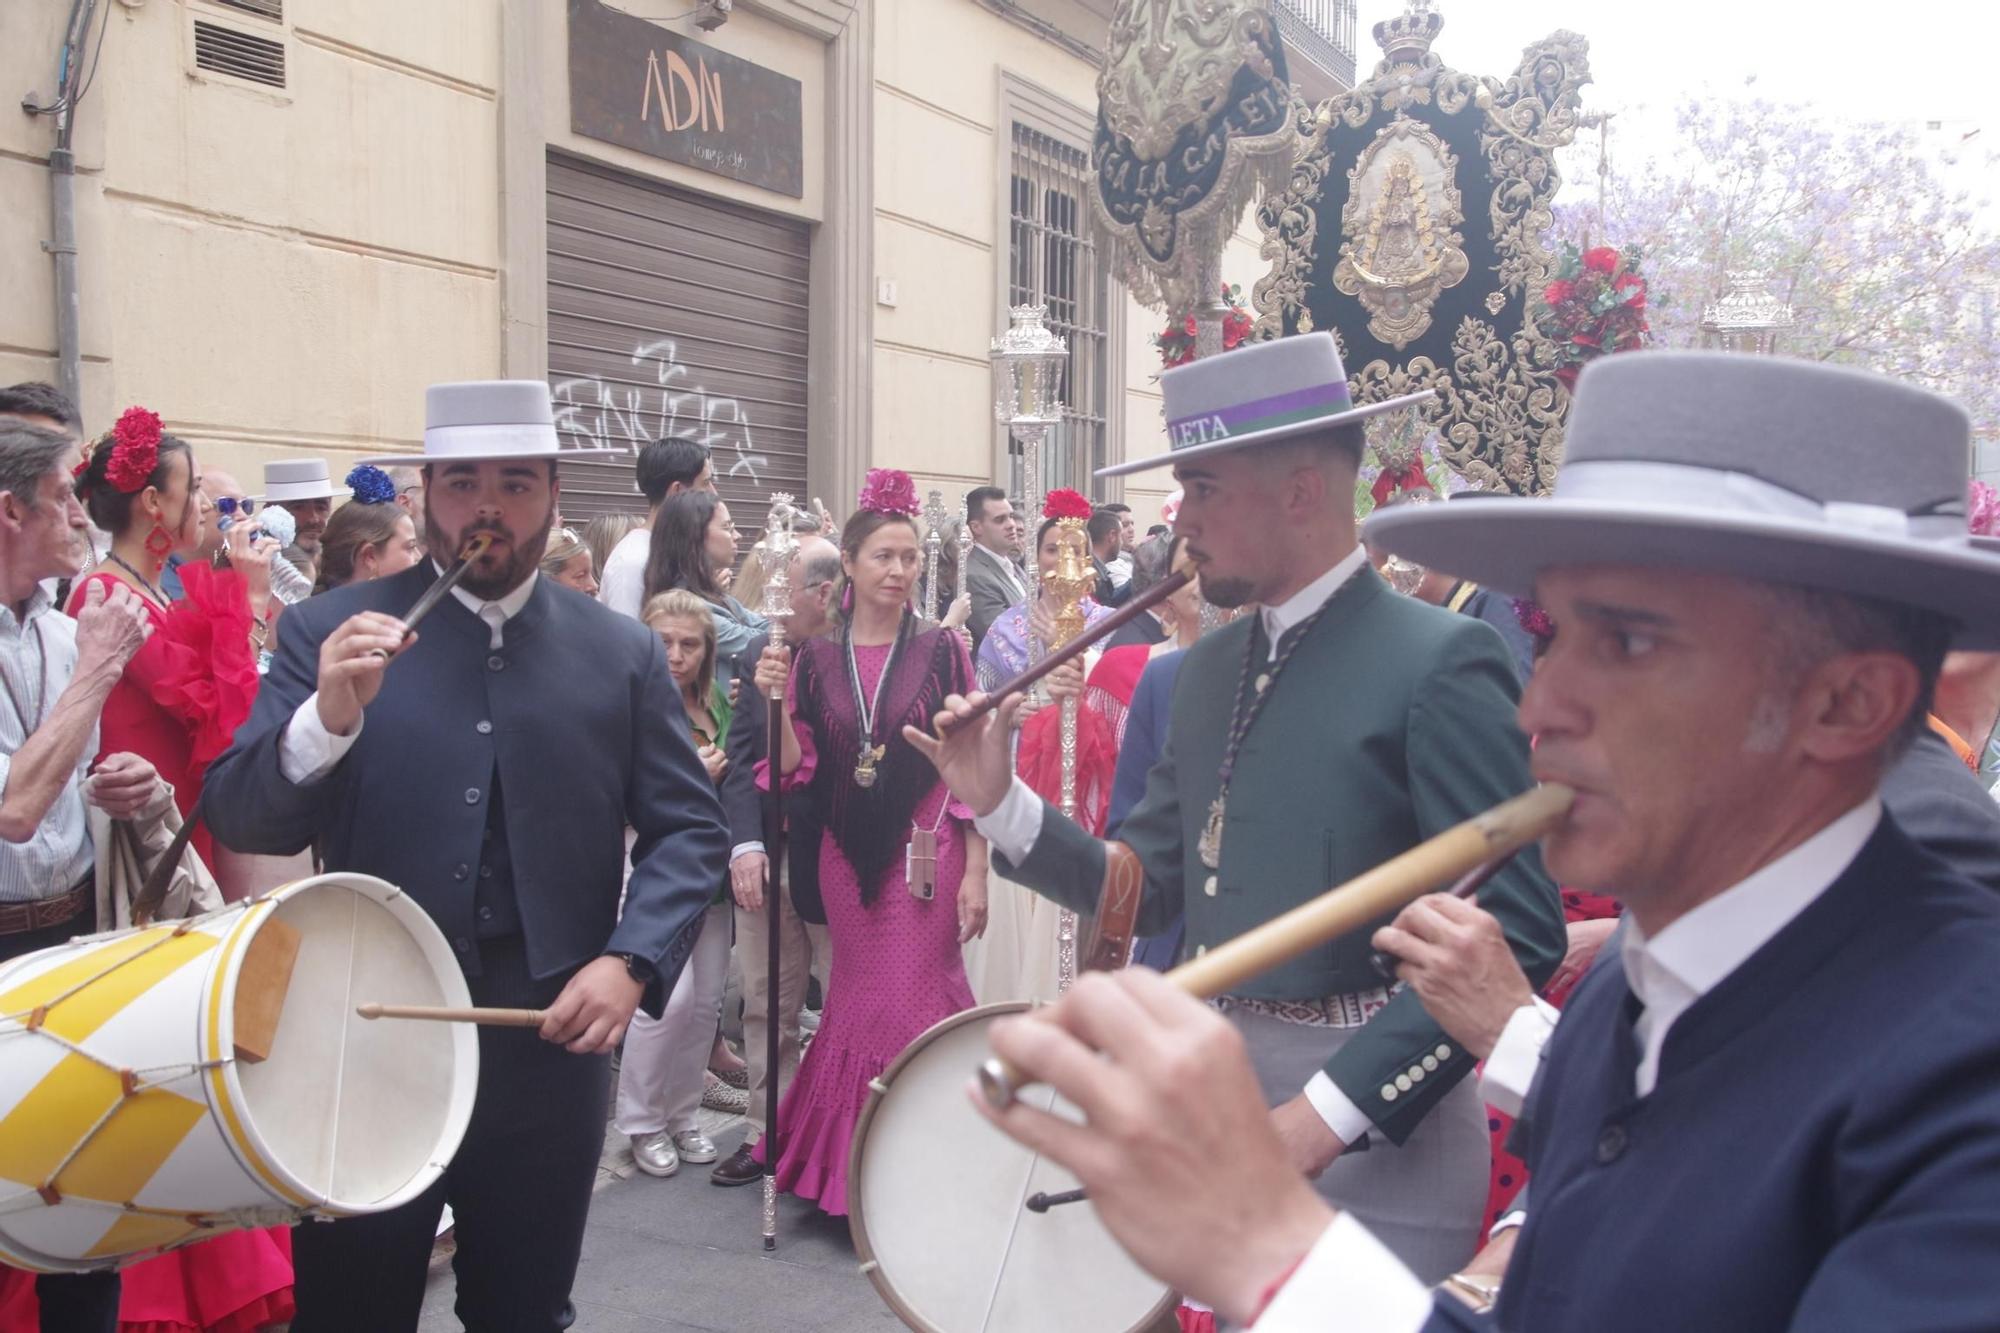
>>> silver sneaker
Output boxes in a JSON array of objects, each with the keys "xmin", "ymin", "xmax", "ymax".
[
  {"xmin": 630, "ymin": 1131, "xmax": 680, "ymax": 1178},
  {"xmin": 672, "ymin": 1130, "xmax": 718, "ymax": 1164}
]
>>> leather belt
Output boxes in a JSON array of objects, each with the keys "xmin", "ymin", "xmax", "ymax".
[
  {"xmin": 0, "ymin": 878, "xmax": 92, "ymax": 937},
  {"xmin": 1215, "ymin": 987, "xmax": 1394, "ymax": 1030}
]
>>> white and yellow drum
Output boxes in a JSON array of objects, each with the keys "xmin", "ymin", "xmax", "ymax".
[
  {"xmin": 0, "ymin": 873, "xmax": 476, "ymax": 1272},
  {"xmin": 850, "ymin": 1003, "xmax": 1175, "ymax": 1332}
]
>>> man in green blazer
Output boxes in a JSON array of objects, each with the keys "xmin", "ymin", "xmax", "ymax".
[{"xmin": 910, "ymin": 332, "xmax": 1565, "ymax": 1280}]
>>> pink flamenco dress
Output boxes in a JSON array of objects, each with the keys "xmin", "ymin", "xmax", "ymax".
[
  {"xmin": 752, "ymin": 624, "xmax": 978, "ymax": 1216},
  {"xmin": 45, "ymin": 565, "xmax": 296, "ymax": 1333}
]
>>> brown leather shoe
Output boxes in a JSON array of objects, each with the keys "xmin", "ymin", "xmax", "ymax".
[{"xmin": 710, "ymin": 1143, "xmax": 763, "ymax": 1187}]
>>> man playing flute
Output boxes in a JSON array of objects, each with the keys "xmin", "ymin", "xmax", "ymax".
[{"xmin": 910, "ymin": 333, "xmax": 1567, "ymax": 1281}]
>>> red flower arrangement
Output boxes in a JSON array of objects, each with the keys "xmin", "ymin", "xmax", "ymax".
[
  {"xmin": 1155, "ymin": 284, "xmax": 1254, "ymax": 368},
  {"xmin": 103, "ymin": 406, "xmax": 164, "ymax": 493},
  {"xmin": 1042, "ymin": 488, "xmax": 1093, "ymax": 521},
  {"xmin": 1533, "ymin": 243, "xmax": 1649, "ymax": 390},
  {"xmin": 856, "ymin": 467, "xmax": 920, "ymax": 517}
]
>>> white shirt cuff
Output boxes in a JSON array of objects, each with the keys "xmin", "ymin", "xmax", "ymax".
[
  {"xmin": 971, "ymin": 776, "xmax": 1043, "ymax": 865},
  {"xmin": 1251, "ymin": 1213, "xmax": 1433, "ymax": 1333},
  {"xmin": 278, "ymin": 693, "xmax": 362, "ymax": 786},
  {"xmin": 1478, "ymin": 998, "xmax": 1560, "ymax": 1117},
  {"xmin": 730, "ymin": 841, "xmax": 766, "ymax": 863},
  {"xmin": 1303, "ymin": 1071, "xmax": 1376, "ymax": 1146},
  {"xmin": 1488, "ymin": 1208, "xmax": 1527, "ymax": 1239}
]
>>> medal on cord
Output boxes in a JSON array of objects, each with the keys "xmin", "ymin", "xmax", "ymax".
[{"xmin": 845, "ymin": 611, "xmax": 908, "ymax": 789}]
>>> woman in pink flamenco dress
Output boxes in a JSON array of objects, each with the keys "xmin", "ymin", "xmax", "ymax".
[{"xmin": 752, "ymin": 471, "xmax": 989, "ymax": 1216}]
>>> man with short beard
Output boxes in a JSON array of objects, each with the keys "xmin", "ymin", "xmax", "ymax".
[
  {"xmin": 256, "ymin": 458, "xmax": 348, "ymax": 587},
  {"xmin": 205, "ymin": 381, "xmax": 728, "ymax": 1333}
]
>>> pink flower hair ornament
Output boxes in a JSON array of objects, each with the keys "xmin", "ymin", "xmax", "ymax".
[
  {"xmin": 1970, "ymin": 480, "xmax": 2000, "ymax": 538},
  {"xmin": 856, "ymin": 467, "xmax": 920, "ymax": 517}
]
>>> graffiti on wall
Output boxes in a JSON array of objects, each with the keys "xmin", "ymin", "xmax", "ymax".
[{"xmin": 552, "ymin": 337, "xmax": 770, "ymax": 486}]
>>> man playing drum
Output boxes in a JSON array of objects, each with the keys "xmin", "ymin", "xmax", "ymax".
[
  {"xmin": 206, "ymin": 382, "xmax": 729, "ymax": 1332},
  {"xmin": 910, "ymin": 333, "xmax": 1566, "ymax": 1281},
  {"xmin": 954, "ymin": 352, "xmax": 2000, "ymax": 1330}
]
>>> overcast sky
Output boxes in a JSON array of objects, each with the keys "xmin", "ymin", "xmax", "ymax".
[{"xmin": 1349, "ymin": 2, "xmax": 1997, "ymax": 208}]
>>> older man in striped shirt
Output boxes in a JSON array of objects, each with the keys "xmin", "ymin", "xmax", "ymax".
[{"xmin": 0, "ymin": 416, "xmax": 156, "ymax": 1331}]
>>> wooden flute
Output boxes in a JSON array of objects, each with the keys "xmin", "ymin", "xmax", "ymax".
[
  {"xmin": 369, "ymin": 532, "xmax": 497, "ymax": 660},
  {"xmin": 976, "ymin": 782, "xmax": 1576, "ymax": 1108}
]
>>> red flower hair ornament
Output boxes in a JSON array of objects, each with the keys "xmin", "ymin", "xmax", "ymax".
[
  {"xmin": 856, "ymin": 467, "xmax": 920, "ymax": 517},
  {"xmin": 1042, "ymin": 488, "xmax": 1094, "ymax": 521},
  {"xmin": 103, "ymin": 407, "xmax": 164, "ymax": 494}
]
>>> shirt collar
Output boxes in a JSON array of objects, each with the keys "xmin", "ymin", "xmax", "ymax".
[
  {"xmin": 974, "ymin": 542, "xmax": 1024, "ymax": 581},
  {"xmin": 1622, "ymin": 795, "xmax": 1882, "ymax": 1007},
  {"xmin": 1259, "ymin": 546, "xmax": 1368, "ymax": 650},
  {"xmin": 438, "ymin": 561, "xmax": 538, "ymax": 622},
  {"xmin": 6, "ymin": 583, "xmax": 55, "ymax": 632}
]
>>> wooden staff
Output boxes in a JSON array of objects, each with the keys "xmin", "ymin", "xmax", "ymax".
[
  {"xmin": 976, "ymin": 782, "xmax": 1575, "ymax": 1108},
  {"xmin": 939, "ymin": 565, "xmax": 1192, "ymax": 734}
]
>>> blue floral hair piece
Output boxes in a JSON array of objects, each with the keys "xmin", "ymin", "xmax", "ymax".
[{"xmin": 345, "ymin": 464, "xmax": 398, "ymax": 505}]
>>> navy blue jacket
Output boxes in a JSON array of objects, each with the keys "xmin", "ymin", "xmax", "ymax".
[
  {"xmin": 1426, "ymin": 814, "xmax": 2000, "ymax": 1331},
  {"xmin": 204, "ymin": 565, "xmax": 729, "ymax": 1014}
]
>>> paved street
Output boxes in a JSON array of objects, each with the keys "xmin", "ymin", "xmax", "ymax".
[{"xmin": 419, "ymin": 1104, "xmax": 897, "ymax": 1333}]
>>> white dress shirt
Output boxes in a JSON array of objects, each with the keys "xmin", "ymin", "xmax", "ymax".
[
  {"xmin": 1257, "ymin": 795, "xmax": 1885, "ymax": 1329},
  {"xmin": 279, "ymin": 569, "xmax": 540, "ymax": 786},
  {"xmin": 0, "ymin": 589, "xmax": 93, "ymax": 903},
  {"xmin": 976, "ymin": 546, "xmax": 1376, "ymax": 1141},
  {"xmin": 597, "ymin": 526, "xmax": 651, "ymax": 620}
]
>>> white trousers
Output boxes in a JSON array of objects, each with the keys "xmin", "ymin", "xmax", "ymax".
[{"xmin": 613, "ymin": 900, "xmax": 733, "ymax": 1137}]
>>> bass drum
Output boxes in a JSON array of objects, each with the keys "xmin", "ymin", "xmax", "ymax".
[{"xmin": 848, "ymin": 1002, "xmax": 1174, "ymax": 1332}]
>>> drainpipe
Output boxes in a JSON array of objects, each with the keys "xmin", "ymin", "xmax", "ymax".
[{"xmin": 42, "ymin": 0, "xmax": 97, "ymax": 410}]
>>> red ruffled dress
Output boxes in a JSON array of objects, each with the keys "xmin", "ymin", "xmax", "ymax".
[{"xmin": 8, "ymin": 566, "xmax": 295, "ymax": 1333}]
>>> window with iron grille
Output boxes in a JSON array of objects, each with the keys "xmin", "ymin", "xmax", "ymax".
[{"xmin": 1007, "ymin": 121, "xmax": 1109, "ymax": 500}]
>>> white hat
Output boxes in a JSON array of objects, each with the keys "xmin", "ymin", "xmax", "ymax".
[
  {"xmin": 1097, "ymin": 332, "xmax": 1431, "ymax": 478},
  {"xmin": 1366, "ymin": 352, "xmax": 2000, "ymax": 648},
  {"xmin": 356, "ymin": 380, "xmax": 622, "ymax": 468},
  {"xmin": 255, "ymin": 458, "xmax": 349, "ymax": 504}
]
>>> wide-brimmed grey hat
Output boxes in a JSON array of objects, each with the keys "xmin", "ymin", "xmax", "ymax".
[
  {"xmin": 253, "ymin": 458, "xmax": 349, "ymax": 504},
  {"xmin": 356, "ymin": 380, "xmax": 621, "ymax": 468},
  {"xmin": 1366, "ymin": 351, "xmax": 2000, "ymax": 647},
  {"xmin": 1098, "ymin": 331, "xmax": 1431, "ymax": 478}
]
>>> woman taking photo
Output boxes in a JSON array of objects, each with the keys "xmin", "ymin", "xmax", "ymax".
[
  {"xmin": 612, "ymin": 591, "xmax": 736, "ymax": 1178},
  {"xmin": 754, "ymin": 469, "xmax": 986, "ymax": 1216},
  {"xmin": 643, "ymin": 490, "xmax": 766, "ymax": 698},
  {"xmin": 311, "ymin": 466, "xmax": 422, "ymax": 592},
  {"xmin": 64, "ymin": 406, "xmax": 294, "ymax": 1333}
]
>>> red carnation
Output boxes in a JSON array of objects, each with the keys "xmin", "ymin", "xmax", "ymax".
[
  {"xmin": 1582, "ymin": 247, "xmax": 1620, "ymax": 274},
  {"xmin": 1042, "ymin": 488, "xmax": 1094, "ymax": 521},
  {"xmin": 1543, "ymin": 278, "xmax": 1575, "ymax": 306},
  {"xmin": 104, "ymin": 406, "xmax": 164, "ymax": 493},
  {"xmin": 855, "ymin": 467, "xmax": 920, "ymax": 517},
  {"xmin": 1614, "ymin": 272, "xmax": 1647, "ymax": 305}
]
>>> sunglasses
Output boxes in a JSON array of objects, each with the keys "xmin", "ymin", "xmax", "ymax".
[{"xmin": 215, "ymin": 496, "xmax": 258, "ymax": 518}]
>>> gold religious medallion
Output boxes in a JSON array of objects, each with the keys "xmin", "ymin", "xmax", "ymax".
[
  {"xmin": 855, "ymin": 744, "xmax": 887, "ymax": 789},
  {"xmin": 1198, "ymin": 796, "xmax": 1226, "ymax": 870},
  {"xmin": 1331, "ymin": 119, "xmax": 1470, "ymax": 349}
]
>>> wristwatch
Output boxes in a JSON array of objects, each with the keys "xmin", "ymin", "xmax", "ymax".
[
  {"xmin": 608, "ymin": 952, "xmax": 656, "ymax": 985},
  {"xmin": 1440, "ymin": 1272, "xmax": 1501, "ymax": 1312}
]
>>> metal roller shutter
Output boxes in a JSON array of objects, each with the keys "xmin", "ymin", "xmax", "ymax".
[{"xmin": 546, "ymin": 152, "xmax": 811, "ymax": 536}]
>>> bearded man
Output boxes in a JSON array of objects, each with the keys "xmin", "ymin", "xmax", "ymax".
[{"xmin": 205, "ymin": 381, "xmax": 728, "ymax": 1333}]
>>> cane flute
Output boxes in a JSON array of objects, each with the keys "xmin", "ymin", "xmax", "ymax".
[
  {"xmin": 939, "ymin": 560, "xmax": 1192, "ymax": 734},
  {"xmin": 757, "ymin": 495, "xmax": 800, "ymax": 1252},
  {"xmin": 976, "ymin": 783, "xmax": 1576, "ymax": 1108},
  {"xmin": 369, "ymin": 532, "xmax": 496, "ymax": 659}
]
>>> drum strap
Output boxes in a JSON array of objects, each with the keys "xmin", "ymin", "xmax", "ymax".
[{"xmin": 1079, "ymin": 841, "xmax": 1143, "ymax": 972}]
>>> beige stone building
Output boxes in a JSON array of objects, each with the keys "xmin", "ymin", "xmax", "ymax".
[{"xmin": 4, "ymin": 0, "xmax": 1354, "ymax": 529}]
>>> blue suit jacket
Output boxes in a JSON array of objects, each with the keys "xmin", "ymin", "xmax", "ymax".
[
  {"xmin": 1426, "ymin": 814, "xmax": 2000, "ymax": 1331},
  {"xmin": 204, "ymin": 565, "xmax": 729, "ymax": 1014}
]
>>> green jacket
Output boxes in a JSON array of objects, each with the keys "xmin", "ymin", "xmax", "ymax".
[{"xmin": 996, "ymin": 566, "xmax": 1565, "ymax": 1145}]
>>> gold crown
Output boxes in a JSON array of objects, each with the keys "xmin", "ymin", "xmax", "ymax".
[{"xmin": 1373, "ymin": 1, "xmax": 1443, "ymax": 63}]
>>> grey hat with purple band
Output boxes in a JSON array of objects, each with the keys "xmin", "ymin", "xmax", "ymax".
[
  {"xmin": 1366, "ymin": 351, "xmax": 2000, "ymax": 648},
  {"xmin": 1096, "ymin": 332, "xmax": 1433, "ymax": 478},
  {"xmin": 356, "ymin": 380, "xmax": 622, "ymax": 468}
]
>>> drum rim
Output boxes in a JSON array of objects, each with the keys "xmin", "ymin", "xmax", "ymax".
[{"xmin": 845, "ymin": 1000, "xmax": 1175, "ymax": 1333}]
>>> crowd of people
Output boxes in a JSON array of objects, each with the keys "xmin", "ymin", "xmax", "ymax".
[{"xmin": 4, "ymin": 327, "xmax": 2000, "ymax": 1333}]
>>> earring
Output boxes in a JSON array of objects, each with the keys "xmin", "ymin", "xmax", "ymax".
[{"xmin": 144, "ymin": 522, "xmax": 174, "ymax": 571}]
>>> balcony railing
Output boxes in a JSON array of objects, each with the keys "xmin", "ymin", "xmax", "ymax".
[{"xmin": 1274, "ymin": 0, "xmax": 1358, "ymax": 99}]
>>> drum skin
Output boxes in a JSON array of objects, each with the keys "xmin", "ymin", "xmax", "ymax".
[
  {"xmin": 0, "ymin": 874, "xmax": 476, "ymax": 1272},
  {"xmin": 849, "ymin": 1002, "xmax": 1173, "ymax": 1332}
]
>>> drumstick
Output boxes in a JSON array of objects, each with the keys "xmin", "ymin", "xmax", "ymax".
[
  {"xmin": 977, "ymin": 783, "xmax": 1575, "ymax": 1109},
  {"xmin": 369, "ymin": 533, "xmax": 496, "ymax": 659},
  {"xmin": 355, "ymin": 1002, "xmax": 546, "ymax": 1027},
  {"xmin": 937, "ymin": 562, "xmax": 1194, "ymax": 734},
  {"xmin": 1367, "ymin": 854, "xmax": 1511, "ymax": 982},
  {"xmin": 1025, "ymin": 1188, "xmax": 1089, "ymax": 1213}
]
